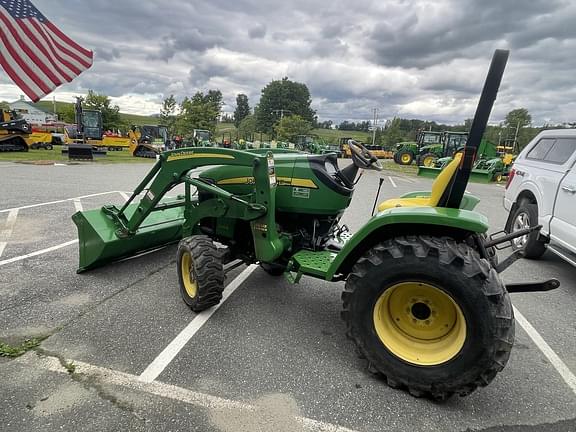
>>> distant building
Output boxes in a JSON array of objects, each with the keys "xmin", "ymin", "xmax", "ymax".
[{"xmin": 9, "ymin": 96, "xmax": 57, "ymax": 125}]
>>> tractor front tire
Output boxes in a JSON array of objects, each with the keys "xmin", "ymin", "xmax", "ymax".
[
  {"xmin": 177, "ymin": 235, "xmax": 225, "ymax": 312},
  {"xmin": 397, "ymin": 151, "xmax": 414, "ymax": 165},
  {"xmin": 418, "ymin": 152, "xmax": 437, "ymax": 167},
  {"xmin": 342, "ymin": 236, "xmax": 514, "ymax": 400}
]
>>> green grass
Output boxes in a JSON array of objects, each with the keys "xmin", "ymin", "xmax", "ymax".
[
  {"xmin": 0, "ymin": 338, "xmax": 44, "ymax": 357},
  {"xmin": 0, "ymin": 148, "xmax": 154, "ymax": 164},
  {"xmin": 119, "ymin": 113, "xmax": 160, "ymax": 126},
  {"xmin": 380, "ymin": 159, "xmax": 418, "ymax": 176},
  {"xmin": 311, "ymin": 128, "xmax": 371, "ymax": 144}
]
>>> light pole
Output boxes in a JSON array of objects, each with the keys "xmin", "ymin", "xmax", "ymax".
[{"xmin": 372, "ymin": 108, "xmax": 378, "ymax": 145}]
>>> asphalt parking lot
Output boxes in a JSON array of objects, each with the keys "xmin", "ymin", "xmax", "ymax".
[{"xmin": 0, "ymin": 159, "xmax": 575, "ymax": 432}]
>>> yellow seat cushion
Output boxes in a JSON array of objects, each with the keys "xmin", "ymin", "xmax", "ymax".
[
  {"xmin": 377, "ymin": 152, "xmax": 463, "ymax": 212},
  {"xmin": 377, "ymin": 197, "xmax": 431, "ymax": 211}
]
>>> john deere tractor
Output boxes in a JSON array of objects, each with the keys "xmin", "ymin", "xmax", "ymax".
[
  {"xmin": 394, "ymin": 130, "xmax": 443, "ymax": 165},
  {"xmin": 73, "ymin": 51, "xmax": 558, "ymax": 400},
  {"xmin": 417, "ymin": 131, "xmax": 469, "ymax": 167},
  {"xmin": 0, "ymin": 109, "xmax": 31, "ymax": 152}
]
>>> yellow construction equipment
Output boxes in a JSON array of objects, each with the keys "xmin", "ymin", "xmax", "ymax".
[{"xmin": 0, "ymin": 109, "xmax": 31, "ymax": 152}]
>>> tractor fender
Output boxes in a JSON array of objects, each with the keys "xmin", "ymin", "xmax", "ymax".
[{"xmin": 326, "ymin": 206, "xmax": 489, "ymax": 281}]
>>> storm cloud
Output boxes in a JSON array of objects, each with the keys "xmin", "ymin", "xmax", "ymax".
[{"xmin": 1, "ymin": 0, "xmax": 575, "ymax": 124}]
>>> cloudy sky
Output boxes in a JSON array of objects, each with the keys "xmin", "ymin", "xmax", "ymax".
[{"xmin": 1, "ymin": 0, "xmax": 576, "ymax": 125}]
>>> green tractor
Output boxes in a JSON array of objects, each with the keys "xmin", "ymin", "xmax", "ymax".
[
  {"xmin": 393, "ymin": 130, "xmax": 443, "ymax": 165},
  {"xmin": 418, "ymin": 136, "xmax": 511, "ymax": 183},
  {"xmin": 293, "ymin": 134, "xmax": 342, "ymax": 157},
  {"xmin": 417, "ymin": 132, "xmax": 469, "ymax": 167},
  {"xmin": 72, "ymin": 51, "xmax": 558, "ymax": 400},
  {"xmin": 193, "ymin": 129, "xmax": 213, "ymax": 147}
]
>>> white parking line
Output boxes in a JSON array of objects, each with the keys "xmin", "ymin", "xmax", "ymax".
[
  {"xmin": 0, "ymin": 191, "xmax": 119, "ymax": 213},
  {"xmin": 514, "ymin": 306, "xmax": 576, "ymax": 395},
  {"xmin": 388, "ymin": 176, "xmax": 397, "ymax": 188},
  {"xmin": 19, "ymin": 354, "xmax": 358, "ymax": 432},
  {"xmin": 394, "ymin": 176, "xmax": 416, "ymax": 184},
  {"xmin": 0, "ymin": 209, "xmax": 19, "ymax": 257},
  {"xmin": 0, "ymin": 240, "xmax": 78, "ymax": 267},
  {"xmin": 72, "ymin": 199, "xmax": 83, "ymax": 212},
  {"xmin": 118, "ymin": 191, "xmax": 130, "ymax": 201},
  {"xmin": 139, "ymin": 264, "xmax": 258, "ymax": 383}
]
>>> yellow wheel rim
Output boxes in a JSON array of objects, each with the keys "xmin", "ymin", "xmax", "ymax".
[
  {"xmin": 401, "ymin": 154, "xmax": 411, "ymax": 164},
  {"xmin": 423, "ymin": 156, "xmax": 436, "ymax": 167},
  {"xmin": 495, "ymin": 174, "xmax": 503, "ymax": 182},
  {"xmin": 181, "ymin": 252, "xmax": 198, "ymax": 298},
  {"xmin": 373, "ymin": 282, "xmax": 466, "ymax": 366}
]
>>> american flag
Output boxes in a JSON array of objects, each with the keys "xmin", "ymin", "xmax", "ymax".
[{"xmin": 0, "ymin": 0, "xmax": 93, "ymax": 102}]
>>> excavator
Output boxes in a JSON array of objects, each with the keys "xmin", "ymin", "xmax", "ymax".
[{"xmin": 0, "ymin": 109, "xmax": 31, "ymax": 152}]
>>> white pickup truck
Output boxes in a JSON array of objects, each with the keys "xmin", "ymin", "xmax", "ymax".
[{"xmin": 504, "ymin": 129, "xmax": 576, "ymax": 266}]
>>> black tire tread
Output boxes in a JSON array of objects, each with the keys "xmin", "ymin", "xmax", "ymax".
[
  {"xmin": 341, "ymin": 235, "xmax": 514, "ymax": 400},
  {"xmin": 513, "ymin": 200, "xmax": 546, "ymax": 259},
  {"xmin": 260, "ymin": 262, "xmax": 286, "ymax": 276},
  {"xmin": 396, "ymin": 150, "xmax": 414, "ymax": 165},
  {"xmin": 178, "ymin": 235, "xmax": 225, "ymax": 312}
]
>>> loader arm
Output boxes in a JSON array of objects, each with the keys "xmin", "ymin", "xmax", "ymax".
[
  {"xmin": 113, "ymin": 148, "xmax": 269, "ymax": 235},
  {"xmin": 73, "ymin": 147, "xmax": 285, "ymax": 271}
]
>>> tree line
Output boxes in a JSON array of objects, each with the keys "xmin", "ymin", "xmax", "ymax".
[{"xmin": 6, "ymin": 76, "xmax": 569, "ymax": 150}]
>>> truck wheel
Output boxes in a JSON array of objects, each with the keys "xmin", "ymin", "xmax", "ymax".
[
  {"xmin": 260, "ymin": 262, "xmax": 286, "ymax": 276},
  {"xmin": 397, "ymin": 151, "xmax": 414, "ymax": 165},
  {"xmin": 177, "ymin": 235, "xmax": 225, "ymax": 312},
  {"xmin": 510, "ymin": 201, "xmax": 546, "ymax": 259},
  {"xmin": 341, "ymin": 236, "xmax": 514, "ymax": 400},
  {"xmin": 418, "ymin": 153, "xmax": 437, "ymax": 167}
]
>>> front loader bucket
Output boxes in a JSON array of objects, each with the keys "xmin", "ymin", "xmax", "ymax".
[
  {"xmin": 417, "ymin": 166, "xmax": 442, "ymax": 179},
  {"xmin": 469, "ymin": 169, "xmax": 495, "ymax": 183},
  {"xmin": 72, "ymin": 203, "xmax": 185, "ymax": 273},
  {"xmin": 418, "ymin": 166, "xmax": 497, "ymax": 183}
]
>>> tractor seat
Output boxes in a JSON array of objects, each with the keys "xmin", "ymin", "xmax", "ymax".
[{"xmin": 378, "ymin": 152, "xmax": 462, "ymax": 212}]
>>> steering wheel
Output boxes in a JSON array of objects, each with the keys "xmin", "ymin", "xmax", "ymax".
[{"xmin": 348, "ymin": 140, "xmax": 383, "ymax": 171}]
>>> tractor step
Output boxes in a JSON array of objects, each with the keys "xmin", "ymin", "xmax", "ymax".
[{"xmin": 288, "ymin": 250, "xmax": 337, "ymax": 282}]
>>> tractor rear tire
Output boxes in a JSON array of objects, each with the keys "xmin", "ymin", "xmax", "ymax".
[
  {"xmin": 177, "ymin": 235, "xmax": 225, "ymax": 312},
  {"xmin": 341, "ymin": 236, "xmax": 514, "ymax": 400},
  {"xmin": 397, "ymin": 151, "xmax": 414, "ymax": 165},
  {"xmin": 260, "ymin": 262, "xmax": 286, "ymax": 276}
]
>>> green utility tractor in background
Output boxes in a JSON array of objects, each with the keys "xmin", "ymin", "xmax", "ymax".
[
  {"xmin": 393, "ymin": 130, "xmax": 443, "ymax": 165},
  {"xmin": 293, "ymin": 134, "xmax": 342, "ymax": 157},
  {"xmin": 193, "ymin": 129, "xmax": 213, "ymax": 146},
  {"xmin": 72, "ymin": 50, "xmax": 558, "ymax": 400},
  {"xmin": 416, "ymin": 131, "xmax": 469, "ymax": 167},
  {"xmin": 418, "ymin": 136, "xmax": 513, "ymax": 183}
]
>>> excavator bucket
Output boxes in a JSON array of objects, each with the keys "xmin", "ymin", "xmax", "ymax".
[{"xmin": 72, "ymin": 200, "xmax": 185, "ymax": 273}]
